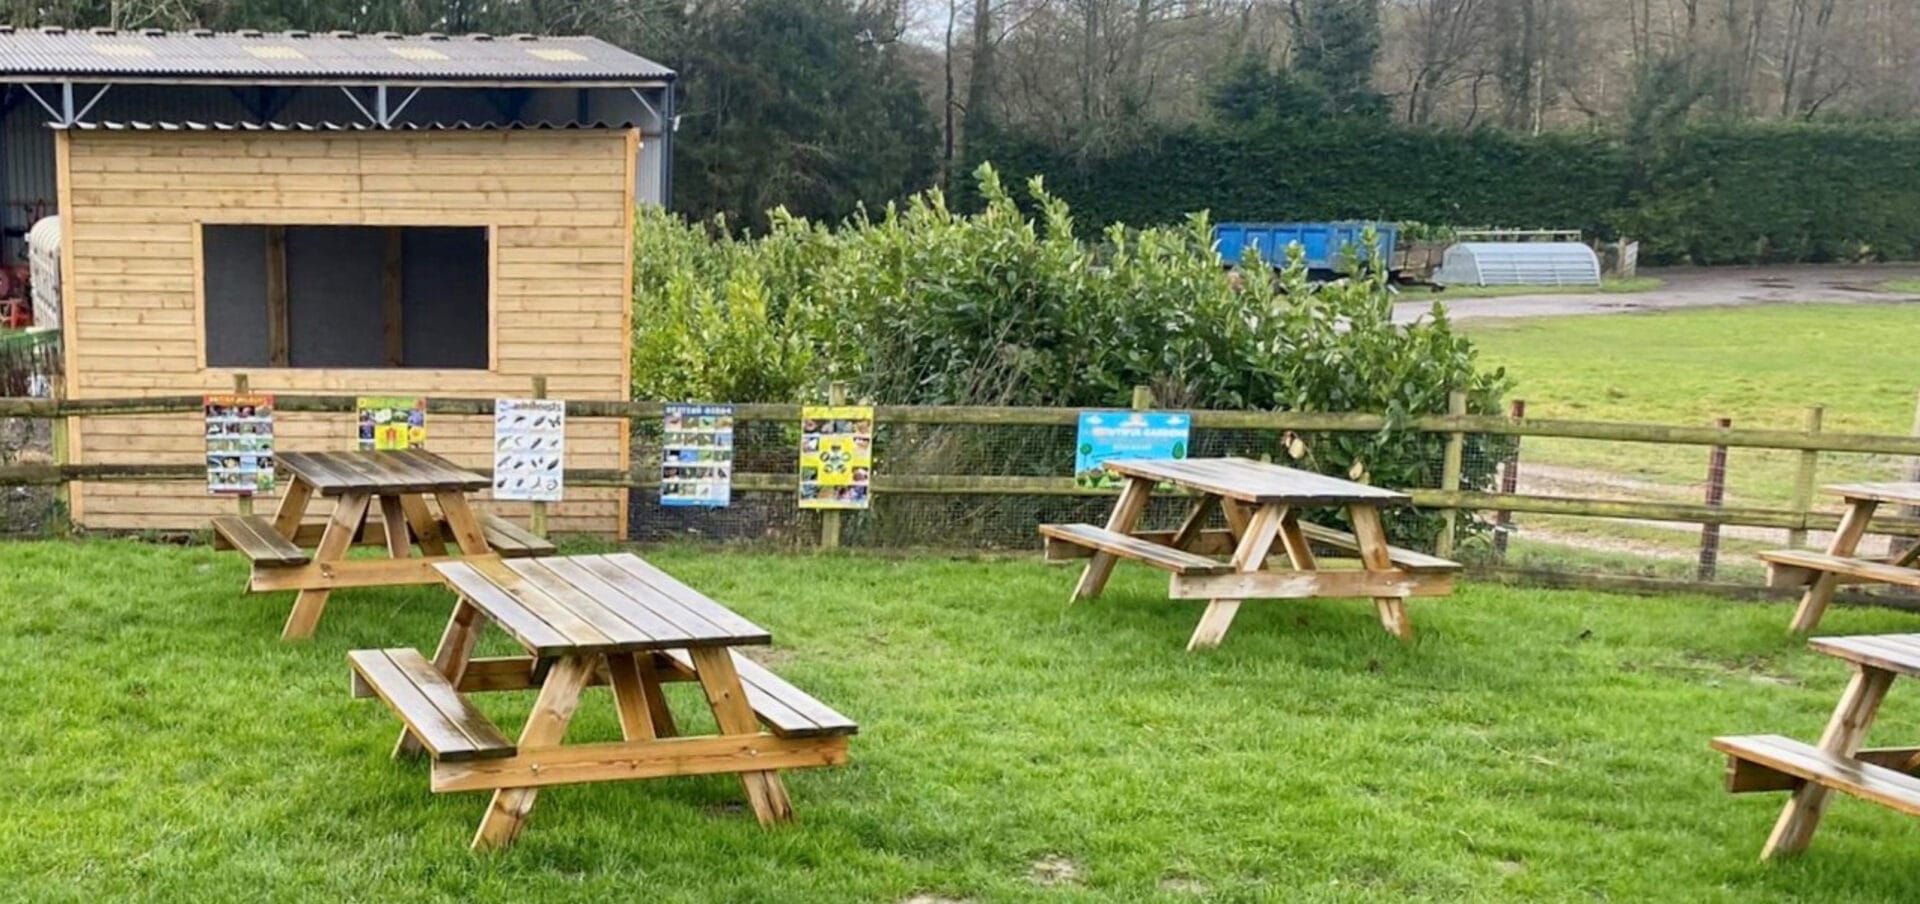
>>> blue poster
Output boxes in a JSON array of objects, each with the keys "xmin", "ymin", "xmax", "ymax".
[
  {"xmin": 661, "ymin": 403, "xmax": 735, "ymax": 507},
  {"xmin": 1074, "ymin": 411, "xmax": 1191, "ymax": 488}
]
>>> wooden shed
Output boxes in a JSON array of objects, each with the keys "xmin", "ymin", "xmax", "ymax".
[{"xmin": 0, "ymin": 28, "xmax": 675, "ymax": 536}]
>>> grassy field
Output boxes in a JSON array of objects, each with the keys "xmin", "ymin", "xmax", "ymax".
[
  {"xmin": 1466, "ymin": 303, "xmax": 1920, "ymax": 507},
  {"xmin": 1884, "ymin": 279, "xmax": 1920, "ymax": 294},
  {"xmin": 1409, "ymin": 276, "xmax": 1664, "ymax": 300},
  {"xmin": 8, "ymin": 539, "xmax": 1920, "ymax": 902}
]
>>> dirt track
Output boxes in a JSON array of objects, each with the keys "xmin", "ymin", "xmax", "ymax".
[{"xmin": 1395, "ymin": 263, "xmax": 1920, "ymax": 323}]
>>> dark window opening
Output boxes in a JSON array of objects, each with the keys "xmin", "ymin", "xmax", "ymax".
[{"xmin": 202, "ymin": 225, "xmax": 489, "ymax": 369}]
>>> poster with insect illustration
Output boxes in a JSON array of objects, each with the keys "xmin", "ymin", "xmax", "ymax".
[
  {"xmin": 1074, "ymin": 411, "xmax": 1190, "ymax": 488},
  {"xmin": 203, "ymin": 393, "xmax": 275, "ymax": 496},
  {"xmin": 356, "ymin": 396, "xmax": 427, "ymax": 451},
  {"xmin": 661, "ymin": 403, "xmax": 735, "ymax": 507},
  {"xmin": 798, "ymin": 405, "xmax": 873, "ymax": 510},
  {"xmin": 493, "ymin": 398, "xmax": 565, "ymax": 502}
]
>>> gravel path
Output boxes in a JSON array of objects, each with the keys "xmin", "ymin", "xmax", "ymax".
[{"xmin": 1395, "ymin": 263, "xmax": 1920, "ymax": 324}]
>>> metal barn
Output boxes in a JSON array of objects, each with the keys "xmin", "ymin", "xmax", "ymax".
[
  {"xmin": 1433, "ymin": 242, "xmax": 1602, "ymax": 288},
  {"xmin": 0, "ymin": 28, "xmax": 677, "ymax": 535}
]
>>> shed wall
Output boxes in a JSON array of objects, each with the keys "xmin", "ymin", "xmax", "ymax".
[{"xmin": 62, "ymin": 128, "xmax": 634, "ymax": 534}]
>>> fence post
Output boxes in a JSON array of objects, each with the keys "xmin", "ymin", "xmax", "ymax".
[
  {"xmin": 1698, "ymin": 416, "xmax": 1731, "ymax": 582},
  {"xmin": 232, "ymin": 373, "xmax": 253, "ymax": 518},
  {"xmin": 1131, "ymin": 385, "xmax": 1155, "ymax": 412},
  {"xmin": 818, "ymin": 381, "xmax": 847, "ymax": 551},
  {"xmin": 49, "ymin": 370, "xmax": 70, "ymax": 538},
  {"xmin": 1786, "ymin": 405, "xmax": 1823, "ymax": 549},
  {"xmin": 1435, "ymin": 390, "xmax": 1467, "ymax": 558},
  {"xmin": 1493, "ymin": 399, "xmax": 1525, "ymax": 563},
  {"xmin": 529, "ymin": 375, "xmax": 549, "ymax": 539},
  {"xmin": 1895, "ymin": 388, "xmax": 1920, "ymax": 557}
]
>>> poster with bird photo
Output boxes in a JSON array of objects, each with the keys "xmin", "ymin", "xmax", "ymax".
[
  {"xmin": 356, "ymin": 396, "xmax": 427, "ymax": 451},
  {"xmin": 493, "ymin": 398, "xmax": 565, "ymax": 502},
  {"xmin": 661, "ymin": 403, "xmax": 735, "ymax": 507},
  {"xmin": 203, "ymin": 393, "xmax": 275, "ymax": 496},
  {"xmin": 798, "ymin": 405, "xmax": 873, "ymax": 510}
]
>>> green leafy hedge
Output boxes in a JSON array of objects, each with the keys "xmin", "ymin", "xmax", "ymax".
[{"xmin": 974, "ymin": 121, "xmax": 1920, "ymax": 265}]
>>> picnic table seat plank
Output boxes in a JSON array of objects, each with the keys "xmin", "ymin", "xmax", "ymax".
[
  {"xmin": 660, "ymin": 649, "xmax": 859, "ymax": 739},
  {"xmin": 1760, "ymin": 550, "xmax": 1920, "ymax": 591},
  {"xmin": 479, "ymin": 514, "xmax": 557, "ymax": 558},
  {"xmin": 1296, "ymin": 523, "xmax": 1463, "ymax": 573},
  {"xmin": 210, "ymin": 514, "xmax": 309, "ymax": 566},
  {"xmin": 349, "ymin": 648, "xmax": 516, "ymax": 762},
  {"xmin": 1713, "ymin": 734, "xmax": 1920, "ymax": 818},
  {"xmin": 1808, "ymin": 634, "xmax": 1920, "ymax": 678},
  {"xmin": 1103, "ymin": 457, "xmax": 1411, "ymax": 506},
  {"xmin": 1039, "ymin": 524, "xmax": 1235, "ymax": 575}
]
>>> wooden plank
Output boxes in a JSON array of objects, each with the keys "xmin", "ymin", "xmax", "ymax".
[
  {"xmin": 1790, "ymin": 499, "xmax": 1880, "ymax": 634},
  {"xmin": 1104, "ymin": 457, "xmax": 1409, "ymax": 506},
  {"xmin": 432, "ymin": 734, "xmax": 850, "ymax": 794},
  {"xmin": 1809, "ymin": 635, "xmax": 1920, "ymax": 678},
  {"xmin": 1763, "ymin": 665, "xmax": 1897, "ymax": 858},
  {"xmin": 1716, "ymin": 734, "xmax": 1920, "ymax": 818},
  {"xmin": 660, "ymin": 649, "xmax": 858, "ymax": 739},
  {"xmin": 528, "ymin": 556, "xmax": 706, "ymax": 647},
  {"xmin": 501, "ymin": 559, "xmax": 662, "ymax": 650},
  {"xmin": 378, "ymin": 496, "xmax": 411, "ymax": 559},
  {"xmin": 270, "ymin": 477, "xmax": 313, "ymax": 539},
  {"xmin": 264, "ymin": 225, "xmax": 289, "ymax": 367},
  {"xmin": 435, "ymin": 491, "xmax": 495, "ymax": 557},
  {"xmin": 282, "ymin": 492, "xmax": 370, "ymax": 639},
  {"xmin": 1039, "ymin": 523, "xmax": 1234, "ymax": 575},
  {"xmin": 432, "ymin": 561, "xmax": 575, "ymax": 657},
  {"xmin": 347, "ymin": 649, "xmax": 515, "ymax": 762},
  {"xmin": 1351, "ymin": 504, "xmax": 1415, "ymax": 642},
  {"xmin": 1169, "ymin": 569, "xmax": 1451, "ymax": 600},
  {"xmin": 210, "ymin": 515, "xmax": 308, "ymax": 565},
  {"xmin": 463, "ymin": 558, "xmax": 619, "ymax": 653},
  {"xmin": 593, "ymin": 554, "xmax": 774, "ymax": 643},
  {"xmin": 690, "ymin": 646, "xmax": 794, "ymax": 825},
  {"xmin": 1760, "ymin": 551, "xmax": 1920, "ymax": 591},
  {"xmin": 250, "ymin": 555, "xmax": 456, "ymax": 592},
  {"xmin": 1825, "ymin": 483, "xmax": 1920, "ymax": 507},
  {"xmin": 605, "ymin": 652, "xmax": 659, "ymax": 741},
  {"xmin": 480, "ymin": 513, "xmax": 556, "ymax": 557},
  {"xmin": 472, "ymin": 656, "xmax": 594, "ymax": 850},
  {"xmin": 1071, "ymin": 476, "xmax": 1155, "ymax": 602},
  {"xmin": 1188, "ymin": 502, "xmax": 1285, "ymax": 651}
]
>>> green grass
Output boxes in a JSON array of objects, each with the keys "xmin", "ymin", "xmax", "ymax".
[
  {"xmin": 1883, "ymin": 280, "xmax": 1920, "ymax": 295},
  {"xmin": 9, "ymin": 539, "xmax": 1920, "ymax": 901},
  {"xmin": 1467, "ymin": 303, "xmax": 1920, "ymax": 506},
  {"xmin": 1414, "ymin": 276, "xmax": 1663, "ymax": 300}
]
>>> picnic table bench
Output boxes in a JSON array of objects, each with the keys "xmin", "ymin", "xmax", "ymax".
[
  {"xmin": 210, "ymin": 449, "xmax": 555, "ymax": 639},
  {"xmin": 1714, "ymin": 633, "xmax": 1920, "ymax": 859},
  {"xmin": 1041, "ymin": 457, "xmax": 1460, "ymax": 650},
  {"xmin": 349, "ymin": 552, "xmax": 855, "ymax": 850},
  {"xmin": 1760, "ymin": 482, "xmax": 1920, "ymax": 633}
]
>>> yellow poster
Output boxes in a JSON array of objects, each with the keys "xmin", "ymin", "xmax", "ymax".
[
  {"xmin": 799, "ymin": 405, "xmax": 873, "ymax": 510},
  {"xmin": 356, "ymin": 396, "xmax": 427, "ymax": 451}
]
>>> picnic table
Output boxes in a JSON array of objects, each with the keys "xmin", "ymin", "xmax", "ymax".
[
  {"xmin": 1761, "ymin": 483, "xmax": 1920, "ymax": 633},
  {"xmin": 1714, "ymin": 634, "xmax": 1920, "ymax": 859},
  {"xmin": 1041, "ymin": 457, "xmax": 1460, "ymax": 650},
  {"xmin": 348, "ymin": 552, "xmax": 856, "ymax": 850},
  {"xmin": 210, "ymin": 449, "xmax": 554, "ymax": 639}
]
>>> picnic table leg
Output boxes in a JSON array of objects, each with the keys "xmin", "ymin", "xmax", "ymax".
[
  {"xmin": 691, "ymin": 646, "xmax": 793, "ymax": 825},
  {"xmin": 1788, "ymin": 499, "xmax": 1879, "ymax": 634},
  {"xmin": 397, "ymin": 597, "xmax": 485, "ymax": 757},
  {"xmin": 1168, "ymin": 495, "xmax": 1219, "ymax": 550},
  {"xmin": 606, "ymin": 652, "xmax": 661, "ymax": 740},
  {"xmin": 1277, "ymin": 509, "xmax": 1317, "ymax": 570},
  {"xmin": 1761, "ymin": 664, "xmax": 1895, "ymax": 859},
  {"xmin": 640, "ymin": 654, "xmax": 680, "ymax": 738},
  {"xmin": 435, "ymin": 490, "xmax": 494, "ymax": 557},
  {"xmin": 1220, "ymin": 498, "xmax": 1251, "ymax": 540},
  {"xmin": 1071, "ymin": 476, "xmax": 1154, "ymax": 603},
  {"xmin": 398, "ymin": 494, "xmax": 448, "ymax": 557},
  {"xmin": 1351, "ymin": 504, "xmax": 1413, "ymax": 642},
  {"xmin": 1187, "ymin": 503, "xmax": 1284, "ymax": 651},
  {"xmin": 282, "ymin": 491, "xmax": 371, "ymax": 640},
  {"xmin": 269, "ymin": 476, "xmax": 314, "ymax": 539},
  {"xmin": 378, "ymin": 495, "xmax": 412, "ymax": 559},
  {"xmin": 472, "ymin": 655, "xmax": 594, "ymax": 850}
]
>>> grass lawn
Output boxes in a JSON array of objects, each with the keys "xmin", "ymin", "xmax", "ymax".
[
  {"xmin": 1884, "ymin": 280, "xmax": 1920, "ymax": 295},
  {"xmin": 1410, "ymin": 276, "xmax": 1664, "ymax": 300},
  {"xmin": 1466, "ymin": 303, "xmax": 1920, "ymax": 507},
  {"xmin": 8, "ymin": 540, "xmax": 1920, "ymax": 901}
]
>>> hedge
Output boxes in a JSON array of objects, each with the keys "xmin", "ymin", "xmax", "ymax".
[{"xmin": 975, "ymin": 120, "xmax": 1920, "ymax": 265}]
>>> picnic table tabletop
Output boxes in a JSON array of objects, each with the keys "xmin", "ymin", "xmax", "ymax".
[
  {"xmin": 279, "ymin": 450, "xmax": 489, "ymax": 496},
  {"xmin": 433, "ymin": 553, "xmax": 772, "ymax": 658},
  {"xmin": 1103, "ymin": 456, "xmax": 1411, "ymax": 506},
  {"xmin": 1824, "ymin": 482, "xmax": 1920, "ymax": 507}
]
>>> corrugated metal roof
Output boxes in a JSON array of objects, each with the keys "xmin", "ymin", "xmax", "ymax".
[{"xmin": 0, "ymin": 27, "xmax": 673, "ymax": 84}]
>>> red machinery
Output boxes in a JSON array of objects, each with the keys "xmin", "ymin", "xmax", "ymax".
[{"xmin": 0, "ymin": 264, "xmax": 29, "ymax": 329}]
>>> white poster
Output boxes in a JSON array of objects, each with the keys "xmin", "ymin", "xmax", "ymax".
[{"xmin": 493, "ymin": 398, "xmax": 565, "ymax": 502}]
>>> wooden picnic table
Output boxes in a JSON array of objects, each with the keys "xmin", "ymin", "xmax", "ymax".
[
  {"xmin": 348, "ymin": 552, "xmax": 856, "ymax": 850},
  {"xmin": 1040, "ymin": 457, "xmax": 1459, "ymax": 650},
  {"xmin": 1761, "ymin": 482, "xmax": 1920, "ymax": 633},
  {"xmin": 1715, "ymin": 633, "xmax": 1920, "ymax": 859},
  {"xmin": 210, "ymin": 449, "xmax": 553, "ymax": 639}
]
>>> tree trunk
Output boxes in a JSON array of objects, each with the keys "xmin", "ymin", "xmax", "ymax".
[{"xmin": 963, "ymin": 0, "xmax": 996, "ymax": 154}]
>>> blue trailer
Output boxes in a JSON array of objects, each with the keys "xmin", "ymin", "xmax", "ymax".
[{"xmin": 1213, "ymin": 222, "xmax": 1400, "ymax": 277}]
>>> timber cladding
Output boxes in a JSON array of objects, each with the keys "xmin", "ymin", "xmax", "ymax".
[{"xmin": 59, "ymin": 129, "xmax": 635, "ymax": 535}]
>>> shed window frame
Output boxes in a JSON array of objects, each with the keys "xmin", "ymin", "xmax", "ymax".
[{"xmin": 194, "ymin": 222, "xmax": 497, "ymax": 372}]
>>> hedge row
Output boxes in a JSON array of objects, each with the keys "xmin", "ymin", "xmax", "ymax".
[{"xmin": 976, "ymin": 121, "xmax": 1920, "ymax": 265}]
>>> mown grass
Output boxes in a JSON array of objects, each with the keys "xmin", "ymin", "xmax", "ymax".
[
  {"xmin": 7, "ymin": 539, "xmax": 1920, "ymax": 901},
  {"xmin": 1412, "ymin": 276, "xmax": 1664, "ymax": 300},
  {"xmin": 1467, "ymin": 303, "xmax": 1920, "ymax": 507},
  {"xmin": 1882, "ymin": 279, "xmax": 1920, "ymax": 295}
]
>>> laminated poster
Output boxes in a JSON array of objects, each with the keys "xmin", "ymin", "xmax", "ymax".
[
  {"xmin": 357, "ymin": 396, "xmax": 427, "ymax": 451},
  {"xmin": 661, "ymin": 404, "xmax": 735, "ymax": 508},
  {"xmin": 494, "ymin": 398, "xmax": 565, "ymax": 503},
  {"xmin": 204, "ymin": 393, "xmax": 275, "ymax": 496},
  {"xmin": 1074, "ymin": 411, "xmax": 1191, "ymax": 488},
  {"xmin": 799, "ymin": 405, "xmax": 873, "ymax": 510}
]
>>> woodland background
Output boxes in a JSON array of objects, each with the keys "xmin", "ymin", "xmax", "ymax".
[{"xmin": 8, "ymin": 0, "xmax": 1917, "ymax": 262}]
